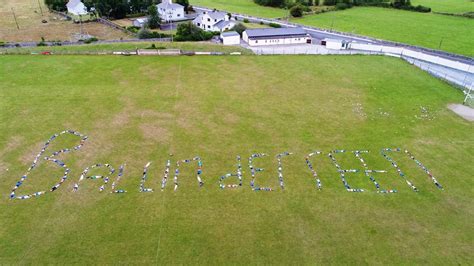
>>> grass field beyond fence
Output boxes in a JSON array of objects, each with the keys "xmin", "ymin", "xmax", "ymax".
[
  {"xmin": 411, "ymin": 0, "xmax": 474, "ymax": 14},
  {"xmin": 191, "ymin": 0, "xmax": 287, "ymax": 18},
  {"xmin": 292, "ymin": 7, "xmax": 474, "ymax": 57},
  {"xmin": 0, "ymin": 55, "xmax": 472, "ymax": 264}
]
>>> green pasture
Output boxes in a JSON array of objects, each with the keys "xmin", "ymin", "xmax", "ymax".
[
  {"xmin": 292, "ymin": 7, "xmax": 474, "ymax": 57},
  {"xmin": 0, "ymin": 55, "xmax": 472, "ymax": 264},
  {"xmin": 191, "ymin": 0, "xmax": 287, "ymax": 18},
  {"xmin": 411, "ymin": 0, "xmax": 474, "ymax": 14}
]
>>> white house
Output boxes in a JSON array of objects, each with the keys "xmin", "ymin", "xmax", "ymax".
[
  {"xmin": 221, "ymin": 31, "xmax": 240, "ymax": 45},
  {"xmin": 193, "ymin": 11, "xmax": 236, "ymax": 32},
  {"xmin": 66, "ymin": 0, "xmax": 88, "ymax": 16},
  {"xmin": 242, "ymin": 28, "xmax": 310, "ymax": 46},
  {"xmin": 157, "ymin": 0, "xmax": 185, "ymax": 22},
  {"xmin": 133, "ymin": 18, "xmax": 148, "ymax": 28}
]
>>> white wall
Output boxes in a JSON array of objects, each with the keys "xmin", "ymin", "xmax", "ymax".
[
  {"xmin": 244, "ymin": 36, "xmax": 309, "ymax": 46},
  {"xmin": 326, "ymin": 40, "xmax": 344, "ymax": 50},
  {"xmin": 349, "ymin": 42, "xmax": 474, "ymax": 74},
  {"xmin": 222, "ymin": 35, "xmax": 240, "ymax": 45},
  {"xmin": 243, "ymin": 32, "xmax": 303, "ymax": 46}
]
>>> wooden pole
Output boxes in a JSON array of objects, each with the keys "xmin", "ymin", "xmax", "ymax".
[
  {"xmin": 37, "ymin": 0, "xmax": 43, "ymax": 16},
  {"xmin": 11, "ymin": 8, "xmax": 20, "ymax": 30}
]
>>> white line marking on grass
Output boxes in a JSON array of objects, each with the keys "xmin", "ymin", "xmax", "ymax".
[{"xmin": 154, "ymin": 192, "xmax": 167, "ymax": 264}]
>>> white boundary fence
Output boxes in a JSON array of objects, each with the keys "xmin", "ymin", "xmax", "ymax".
[{"xmin": 348, "ymin": 43, "xmax": 474, "ymax": 74}]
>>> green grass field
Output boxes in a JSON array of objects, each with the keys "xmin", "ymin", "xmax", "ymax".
[
  {"xmin": 292, "ymin": 7, "xmax": 474, "ymax": 57},
  {"xmin": 0, "ymin": 55, "xmax": 473, "ymax": 264},
  {"xmin": 191, "ymin": 0, "xmax": 287, "ymax": 18},
  {"xmin": 0, "ymin": 42, "xmax": 252, "ymax": 54},
  {"xmin": 411, "ymin": 0, "xmax": 474, "ymax": 14}
]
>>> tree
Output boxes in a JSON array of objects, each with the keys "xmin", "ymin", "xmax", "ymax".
[
  {"xmin": 253, "ymin": 0, "xmax": 286, "ymax": 8},
  {"xmin": 147, "ymin": 4, "xmax": 160, "ymax": 29},
  {"xmin": 231, "ymin": 23, "xmax": 247, "ymax": 36},
  {"xmin": 290, "ymin": 5, "xmax": 304, "ymax": 17},
  {"xmin": 176, "ymin": 0, "xmax": 189, "ymax": 11},
  {"xmin": 44, "ymin": 0, "xmax": 68, "ymax": 11},
  {"xmin": 175, "ymin": 22, "xmax": 215, "ymax": 41}
]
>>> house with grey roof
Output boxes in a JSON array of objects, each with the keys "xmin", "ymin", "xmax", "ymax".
[
  {"xmin": 193, "ymin": 11, "xmax": 236, "ymax": 32},
  {"xmin": 157, "ymin": 0, "xmax": 185, "ymax": 22},
  {"xmin": 243, "ymin": 27, "xmax": 311, "ymax": 46}
]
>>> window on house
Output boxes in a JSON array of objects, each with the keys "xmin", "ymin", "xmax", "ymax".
[
  {"xmin": 208, "ymin": 25, "xmax": 210, "ymax": 28},
  {"xmin": 207, "ymin": 18, "xmax": 210, "ymax": 22}
]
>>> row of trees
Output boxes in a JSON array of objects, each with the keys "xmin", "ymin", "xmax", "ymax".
[
  {"xmin": 253, "ymin": 0, "xmax": 430, "ymax": 14},
  {"xmin": 45, "ymin": 0, "xmax": 191, "ymax": 19}
]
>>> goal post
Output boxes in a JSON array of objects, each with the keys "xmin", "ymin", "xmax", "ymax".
[{"xmin": 463, "ymin": 84, "xmax": 473, "ymax": 108}]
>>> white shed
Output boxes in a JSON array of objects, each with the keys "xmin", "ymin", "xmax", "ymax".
[
  {"xmin": 66, "ymin": 0, "xmax": 88, "ymax": 16},
  {"xmin": 133, "ymin": 18, "xmax": 148, "ymax": 28},
  {"xmin": 321, "ymin": 38, "xmax": 349, "ymax": 50},
  {"xmin": 221, "ymin": 31, "xmax": 240, "ymax": 45}
]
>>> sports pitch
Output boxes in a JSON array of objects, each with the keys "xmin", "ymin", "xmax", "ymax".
[{"xmin": 0, "ymin": 55, "xmax": 473, "ymax": 264}]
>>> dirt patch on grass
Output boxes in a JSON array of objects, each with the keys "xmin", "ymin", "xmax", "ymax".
[
  {"xmin": 139, "ymin": 122, "xmax": 170, "ymax": 143},
  {"xmin": 1, "ymin": 135, "xmax": 24, "ymax": 155},
  {"xmin": 0, "ymin": 0, "xmax": 130, "ymax": 42}
]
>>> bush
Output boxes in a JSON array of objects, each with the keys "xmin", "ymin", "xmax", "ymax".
[
  {"xmin": 174, "ymin": 22, "xmax": 216, "ymax": 41},
  {"xmin": 126, "ymin": 26, "xmax": 141, "ymax": 33},
  {"xmin": 138, "ymin": 29, "xmax": 172, "ymax": 39},
  {"xmin": 413, "ymin": 5, "xmax": 431, "ymax": 12},
  {"xmin": 146, "ymin": 44, "xmax": 167, "ymax": 49},
  {"xmin": 231, "ymin": 23, "xmax": 247, "ymax": 36},
  {"xmin": 253, "ymin": 0, "xmax": 286, "ymax": 8},
  {"xmin": 269, "ymin": 22, "xmax": 282, "ymax": 28},
  {"xmin": 290, "ymin": 5, "xmax": 304, "ymax": 17},
  {"xmin": 335, "ymin": 3, "xmax": 351, "ymax": 10},
  {"xmin": 37, "ymin": 37, "xmax": 47, "ymax": 47},
  {"xmin": 138, "ymin": 28, "xmax": 153, "ymax": 39},
  {"xmin": 243, "ymin": 18, "xmax": 250, "ymax": 23},
  {"xmin": 324, "ymin": 0, "xmax": 336, "ymax": 6},
  {"xmin": 83, "ymin": 37, "xmax": 98, "ymax": 44}
]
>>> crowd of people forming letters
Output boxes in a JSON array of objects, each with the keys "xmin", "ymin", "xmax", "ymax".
[{"xmin": 9, "ymin": 130, "xmax": 443, "ymax": 200}]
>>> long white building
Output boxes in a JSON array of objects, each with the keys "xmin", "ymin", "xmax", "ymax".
[{"xmin": 243, "ymin": 28, "xmax": 310, "ymax": 46}]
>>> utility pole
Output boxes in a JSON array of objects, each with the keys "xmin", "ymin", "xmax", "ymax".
[
  {"xmin": 167, "ymin": 10, "xmax": 173, "ymax": 42},
  {"xmin": 11, "ymin": 8, "xmax": 20, "ymax": 30},
  {"xmin": 37, "ymin": 0, "xmax": 43, "ymax": 16}
]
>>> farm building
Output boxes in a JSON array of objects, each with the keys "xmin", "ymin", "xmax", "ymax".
[
  {"xmin": 242, "ymin": 28, "xmax": 310, "ymax": 46},
  {"xmin": 66, "ymin": 0, "xmax": 88, "ymax": 16},
  {"xmin": 193, "ymin": 11, "xmax": 236, "ymax": 32},
  {"xmin": 133, "ymin": 18, "xmax": 148, "ymax": 28},
  {"xmin": 157, "ymin": 0, "xmax": 185, "ymax": 22},
  {"xmin": 221, "ymin": 31, "xmax": 240, "ymax": 45}
]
